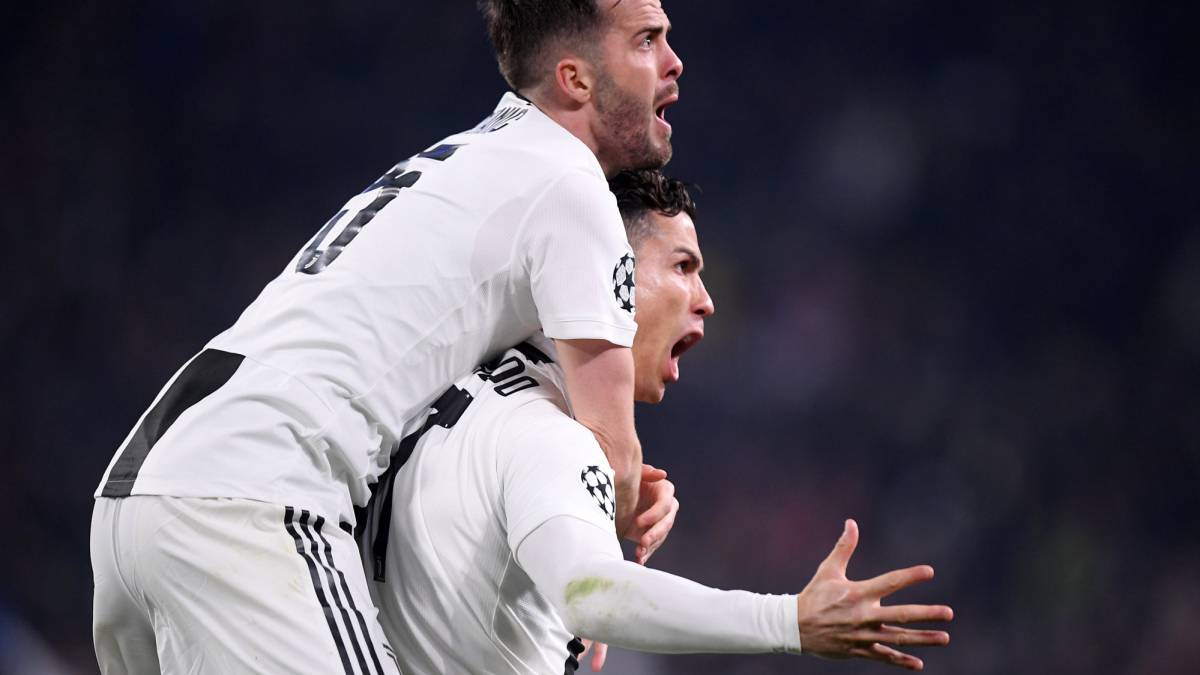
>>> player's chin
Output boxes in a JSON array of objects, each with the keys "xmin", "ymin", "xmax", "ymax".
[
  {"xmin": 656, "ymin": 138, "xmax": 673, "ymax": 164},
  {"xmin": 642, "ymin": 138, "xmax": 673, "ymax": 170},
  {"xmin": 635, "ymin": 374, "xmax": 667, "ymax": 404},
  {"xmin": 641, "ymin": 361, "xmax": 669, "ymax": 399},
  {"xmin": 652, "ymin": 120, "xmax": 672, "ymax": 147}
]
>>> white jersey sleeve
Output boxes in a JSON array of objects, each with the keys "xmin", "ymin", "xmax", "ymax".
[
  {"xmin": 498, "ymin": 398, "xmax": 801, "ymax": 655},
  {"xmin": 501, "ymin": 412, "xmax": 619, "ymax": 554},
  {"xmin": 517, "ymin": 516, "xmax": 803, "ymax": 655},
  {"xmin": 519, "ymin": 170, "xmax": 638, "ymax": 348}
]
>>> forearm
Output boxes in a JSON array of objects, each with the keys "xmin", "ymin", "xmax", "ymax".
[
  {"xmin": 585, "ymin": 431, "xmax": 640, "ymax": 537},
  {"xmin": 553, "ymin": 338, "xmax": 642, "ymax": 534},
  {"xmin": 564, "ymin": 558, "xmax": 798, "ymax": 654},
  {"xmin": 519, "ymin": 517, "xmax": 801, "ymax": 655}
]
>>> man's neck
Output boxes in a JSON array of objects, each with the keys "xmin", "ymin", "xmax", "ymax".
[{"xmin": 520, "ymin": 88, "xmax": 613, "ymax": 177}]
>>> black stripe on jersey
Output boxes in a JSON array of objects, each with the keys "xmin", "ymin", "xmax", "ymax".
[
  {"xmin": 309, "ymin": 514, "xmax": 387, "ymax": 675},
  {"xmin": 381, "ymin": 643, "xmax": 400, "ymax": 673},
  {"xmin": 564, "ymin": 636, "xmax": 585, "ymax": 674},
  {"xmin": 370, "ymin": 385, "xmax": 474, "ymax": 582},
  {"xmin": 514, "ymin": 341, "xmax": 554, "ymax": 365},
  {"xmin": 101, "ymin": 349, "xmax": 244, "ymax": 497},
  {"xmin": 284, "ymin": 507, "xmax": 355, "ymax": 675}
]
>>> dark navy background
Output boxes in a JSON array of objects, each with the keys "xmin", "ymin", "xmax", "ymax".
[{"xmin": 3, "ymin": 2, "xmax": 1197, "ymax": 672}]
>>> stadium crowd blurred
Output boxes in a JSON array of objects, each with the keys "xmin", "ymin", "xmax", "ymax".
[{"xmin": 2, "ymin": 2, "xmax": 1195, "ymax": 673}]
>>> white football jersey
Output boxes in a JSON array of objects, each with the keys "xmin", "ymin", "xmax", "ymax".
[
  {"xmin": 364, "ymin": 335, "xmax": 618, "ymax": 675},
  {"xmin": 96, "ymin": 93, "xmax": 637, "ymax": 527}
]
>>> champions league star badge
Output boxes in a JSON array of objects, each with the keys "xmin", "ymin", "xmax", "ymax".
[
  {"xmin": 580, "ymin": 466, "xmax": 616, "ymax": 521},
  {"xmin": 612, "ymin": 253, "xmax": 636, "ymax": 315}
]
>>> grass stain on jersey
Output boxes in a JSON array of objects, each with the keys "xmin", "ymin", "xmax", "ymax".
[{"xmin": 565, "ymin": 577, "xmax": 616, "ymax": 606}]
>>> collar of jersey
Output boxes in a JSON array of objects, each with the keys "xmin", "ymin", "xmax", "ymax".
[{"xmin": 494, "ymin": 92, "xmax": 606, "ymax": 180}]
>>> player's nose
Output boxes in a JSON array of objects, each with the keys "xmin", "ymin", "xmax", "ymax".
[
  {"xmin": 662, "ymin": 40, "xmax": 683, "ymax": 81},
  {"xmin": 694, "ymin": 278, "xmax": 714, "ymax": 317}
]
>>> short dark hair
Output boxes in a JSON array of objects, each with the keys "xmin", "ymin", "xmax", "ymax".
[
  {"xmin": 476, "ymin": 0, "xmax": 605, "ymax": 91},
  {"xmin": 608, "ymin": 169, "xmax": 699, "ymax": 247}
]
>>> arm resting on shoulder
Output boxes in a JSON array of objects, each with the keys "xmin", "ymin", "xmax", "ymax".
[{"xmin": 554, "ymin": 338, "xmax": 641, "ymax": 536}]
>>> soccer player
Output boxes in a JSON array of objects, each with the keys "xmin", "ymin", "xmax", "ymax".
[
  {"xmin": 91, "ymin": 1, "xmax": 684, "ymax": 673},
  {"xmin": 367, "ymin": 170, "xmax": 955, "ymax": 674}
]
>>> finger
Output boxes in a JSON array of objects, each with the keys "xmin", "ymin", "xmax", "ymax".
[
  {"xmin": 641, "ymin": 463, "xmax": 668, "ymax": 482},
  {"xmin": 855, "ymin": 625, "xmax": 951, "ymax": 647},
  {"xmin": 635, "ymin": 488, "xmax": 678, "ymax": 532},
  {"xmin": 871, "ymin": 604, "xmax": 954, "ymax": 625},
  {"xmin": 869, "ymin": 643, "xmax": 924, "ymax": 671},
  {"xmin": 633, "ymin": 482, "xmax": 676, "ymax": 530},
  {"xmin": 861, "ymin": 565, "xmax": 935, "ymax": 598},
  {"xmin": 633, "ymin": 491, "xmax": 675, "ymax": 530},
  {"xmin": 637, "ymin": 500, "xmax": 678, "ymax": 563},
  {"xmin": 638, "ymin": 502, "xmax": 679, "ymax": 562},
  {"xmin": 590, "ymin": 642, "xmax": 609, "ymax": 671},
  {"xmin": 816, "ymin": 519, "xmax": 858, "ymax": 578},
  {"xmin": 848, "ymin": 643, "xmax": 923, "ymax": 670}
]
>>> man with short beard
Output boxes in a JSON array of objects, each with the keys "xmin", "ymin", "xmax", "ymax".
[{"xmin": 91, "ymin": 2, "xmax": 686, "ymax": 672}]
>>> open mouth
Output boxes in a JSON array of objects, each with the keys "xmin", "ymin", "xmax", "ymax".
[
  {"xmin": 666, "ymin": 330, "xmax": 702, "ymax": 383},
  {"xmin": 655, "ymin": 94, "xmax": 678, "ymax": 126},
  {"xmin": 670, "ymin": 331, "xmax": 702, "ymax": 360}
]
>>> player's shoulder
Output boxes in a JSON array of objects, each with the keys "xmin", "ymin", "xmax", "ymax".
[
  {"xmin": 497, "ymin": 400, "xmax": 603, "ymax": 487},
  {"xmin": 447, "ymin": 92, "xmax": 606, "ymax": 185},
  {"xmin": 471, "ymin": 340, "xmax": 597, "ymax": 450}
]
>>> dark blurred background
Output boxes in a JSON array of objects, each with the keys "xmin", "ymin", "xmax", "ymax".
[{"xmin": 3, "ymin": 1, "xmax": 1197, "ymax": 673}]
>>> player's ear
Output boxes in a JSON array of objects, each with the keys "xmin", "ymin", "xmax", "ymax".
[{"xmin": 553, "ymin": 56, "xmax": 594, "ymax": 106}]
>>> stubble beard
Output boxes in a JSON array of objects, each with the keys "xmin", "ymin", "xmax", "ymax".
[{"xmin": 594, "ymin": 70, "xmax": 672, "ymax": 172}]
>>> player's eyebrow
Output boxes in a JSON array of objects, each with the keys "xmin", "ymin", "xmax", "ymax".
[
  {"xmin": 637, "ymin": 22, "xmax": 671, "ymax": 40},
  {"xmin": 673, "ymin": 246, "xmax": 703, "ymax": 271}
]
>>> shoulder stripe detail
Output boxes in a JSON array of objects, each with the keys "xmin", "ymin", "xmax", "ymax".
[{"xmin": 100, "ymin": 349, "xmax": 243, "ymax": 497}]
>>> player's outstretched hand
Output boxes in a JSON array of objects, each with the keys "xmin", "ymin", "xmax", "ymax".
[
  {"xmin": 796, "ymin": 519, "xmax": 953, "ymax": 671},
  {"xmin": 622, "ymin": 463, "xmax": 678, "ymax": 564}
]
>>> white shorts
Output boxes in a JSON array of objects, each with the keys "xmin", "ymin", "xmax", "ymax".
[{"xmin": 91, "ymin": 496, "xmax": 402, "ymax": 675}]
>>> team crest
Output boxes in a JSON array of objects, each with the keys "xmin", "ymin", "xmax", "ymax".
[
  {"xmin": 612, "ymin": 253, "xmax": 636, "ymax": 315},
  {"xmin": 580, "ymin": 466, "xmax": 616, "ymax": 521}
]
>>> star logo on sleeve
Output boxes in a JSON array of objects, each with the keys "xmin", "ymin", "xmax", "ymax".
[
  {"xmin": 579, "ymin": 466, "xmax": 616, "ymax": 521},
  {"xmin": 612, "ymin": 253, "xmax": 636, "ymax": 315}
]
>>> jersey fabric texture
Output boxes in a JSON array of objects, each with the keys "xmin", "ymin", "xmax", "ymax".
[
  {"xmin": 94, "ymin": 92, "xmax": 637, "ymax": 527},
  {"xmin": 365, "ymin": 335, "xmax": 618, "ymax": 675},
  {"xmin": 91, "ymin": 496, "xmax": 401, "ymax": 675}
]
